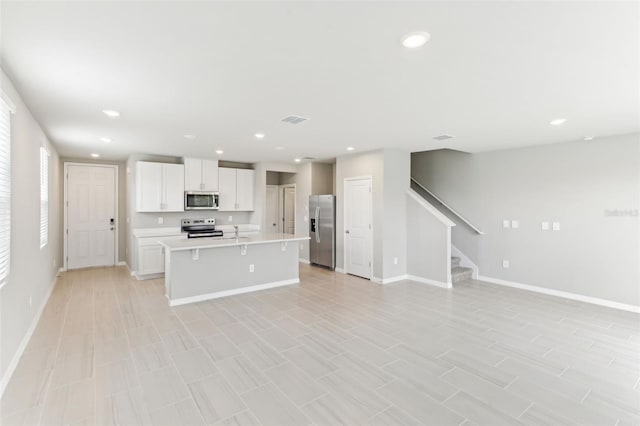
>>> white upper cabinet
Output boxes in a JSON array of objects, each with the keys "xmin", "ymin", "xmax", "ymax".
[
  {"xmin": 218, "ymin": 167, "xmax": 254, "ymax": 211},
  {"xmin": 184, "ymin": 158, "xmax": 218, "ymax": 191},
  {"xmin": 136, "ymin": 161, "xmax": 185, "ymax": 212}
]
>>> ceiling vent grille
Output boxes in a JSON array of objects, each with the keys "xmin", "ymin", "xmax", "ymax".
[
  {"xmin": 281, "ymin": 115, "xmax": 309, "ymax": 125},
  {"xmin": 432, "ymin": 134, "xmax": 454, "ymax": 141},
  {"xmin": 301, "ymin": 156, "xmax": 316, "ymax": 161}
]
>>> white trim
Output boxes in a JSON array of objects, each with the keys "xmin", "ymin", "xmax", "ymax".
[
  {"xmin": 58, "ymin": 267, "xmax": 65, "ymax": 274},
  {"xmin": 116, "ymin": 261, "xmax": 126, "ymax": 266},
  {"xmin": 406, "ymin": 274, "xmax": 452, "ymax": 289},
  {"xmin": 0, "ymin": 90, "xmax": 16, "ymax": 114},
  {"xmin": 373, "ymin": 274, "xmax": 410, "ymax": 284},
  {"xmin": 298, "ymin": 258, "xmax": 310, "ymax": 264},
  {"xmin": 478, "ymin": 275, "xmax": 640, "ymax": 314},
  {"xmin": 135, "ymin": 272, "xmax": 164, "ymax": 281},
  {"xmin": 451, "ymin": 244, "xmax": 479, "ymax": 279},
  {"xmin": 0, "ymin": 273, "xmax": 57, "ymax": 397},
  {"xmin": 64, "ymin": 163, "xmax": 119, "ymax": 270},
  {"xmin": 335, "ymin": 267, "xmax": 346, "ymax": 274},
  {"xmin": 407, "ymin": 188, "xmax": 456, "ymax": 227},
  {"xmin": 169, "ymin": 278, "xmax": 300, "ymax": 306},
  {"xmin": 343, "ymin": 176, "xmax": 373, "ymax": 280}
]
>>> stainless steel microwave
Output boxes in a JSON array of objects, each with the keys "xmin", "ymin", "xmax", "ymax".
[{"xmin": 184, "ymin": 191, "xmax": 219, "ymax": 210}]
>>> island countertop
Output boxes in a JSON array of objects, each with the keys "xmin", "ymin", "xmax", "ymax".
[{"xmin": 160, "ymin": 232, "xmax": 309, "ymax": 252}]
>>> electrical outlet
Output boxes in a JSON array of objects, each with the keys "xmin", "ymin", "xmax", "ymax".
[
  {"xmin": 126, "ymin": 217, "xmax": 130, "ymax": 224},
  {"xmin": 502, "ymin": 219, "xmax": 510, "ymax": 228},
  {"xmin": 393, "ymin": 257, "xmax": 398, "ymax": 265},
  {"xmin": 249, "ymin": 264, "xmax": 254, "ymax": 272},
  {"xmin": 158, "ymin": 217, "xmax": 164, "ymax": 225},
  {"xmin": 552, "ymin": 222, "xmax": 561, "ymax": 231},
  {"xmin": 511, "ymin": 220, "xmax": 519, "ymax": 229},
  {"xmin": 541, "ymin": 221, "xmax": 549, "ymax": 230},
  {"xmin": 53, "ymin": 259, "xmax": 56, "ymax": 267},
  {"xmin": 28, "ymin": 296, "xmax": 32, "ymax": 308},
  {"xmin": 228, "ymin": 216, "xmax": 233, "ymax": 222},
  {"xmin": 502, "ymin": 260, "xmax": 510, "ymax": 269},
  {"xmin": 304, "ymin": 216, "xmax": 308, "ymax": 222}
]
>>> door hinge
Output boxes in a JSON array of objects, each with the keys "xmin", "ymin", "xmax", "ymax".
[
  {"xmin": 369, "ymin": 223, "xmax": 371, "ymax": 230},
  {"xmin": 66, "ymin": 229, "xmax": 68, "ymax": 235},
  {"xmin": 369, "ymin": 261, "xmax": 371, "ymax": 267},
  {"xmin": 369, "ymin": 187, "xmax": 372, "ymax": 193}
]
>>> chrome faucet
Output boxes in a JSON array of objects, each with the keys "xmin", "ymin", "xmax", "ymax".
[{"xmin": 234, "ymin": 225, "xmax": 239, "ymax": 238}]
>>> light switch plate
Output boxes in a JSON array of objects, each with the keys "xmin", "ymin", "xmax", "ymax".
[
  {"xmin": 228, "ymin": 216, "xmax": 233, "ymax": 222},
  {"xmin": 541, "ymin": 221, "xmax": 549, "ymax": 230},
  {"xmin": 552, "ymin": 222, "xmax": 561, "ymax": 231},
  {"xmin": 304, "ymin": 216, "xmax": 308, "ymax": 222},
  {"xmin": 511, "ymin": 220, "xmax": 519, "ymax": 229},
  {"xmin": 502, "ymin": 220, "xmax": 510, "ymax": 228},
  {"xmin": 157, "ymin": 217, "xmax": 163, "ymax": 225},
  {"xmin": 502, "ymin": 260, "xmax": 510, "ymax": 268}
]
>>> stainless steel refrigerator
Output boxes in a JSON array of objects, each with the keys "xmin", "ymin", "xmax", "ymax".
[{"xmin": 309, "ymin": 195, "xmax": 335, "ymax": 270}]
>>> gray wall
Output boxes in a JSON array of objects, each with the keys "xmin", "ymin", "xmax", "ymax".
[
  {"xmin": 407, "ymin": 193, "xmax": 450, "ymax": 284},
  {"xmin": 59, "ymin": 157, "xmax": 127, "ymax": 263},
  {"xmin": 311, "ymin": 163, "xmax": 333, "ymax": 195},
  {"xmin": 411, "ymin": 133, "xmax": 640, "ymax": 306},
  {"xmin": 0, "ymin": 70, "xmax": 62, "ymax": 383},
  {"xmin": 125, "ymin": 154, "xmax": 251, "ymax": 268}
]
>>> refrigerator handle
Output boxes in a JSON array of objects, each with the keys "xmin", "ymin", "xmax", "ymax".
[{"xmin": 315, "ymin": 206, "xmax": 320, "ymax": 243}]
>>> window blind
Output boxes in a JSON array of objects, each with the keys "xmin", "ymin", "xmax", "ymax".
[
  {"xmin": 0, "ymin": 99, "xmax": 11, "ymax": 285},
  {"xmin": 40, "ymin": 146, "xmax": 49, "ymax": 248}
]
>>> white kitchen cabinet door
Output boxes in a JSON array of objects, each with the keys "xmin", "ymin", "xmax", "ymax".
[
  {"xmin": 201, "ymin": 159, "xmax": 219, "ymax": 191},
  {"xmin": 236, "ymin": 169, "xmax": 255, "ymax": 211},
  {"xmin": 138, "ymin": 244, "xmax": 164, "ymax": 275},
  {"xmin": 136, "ymin": 162, "xmax": 162, "ymax": 212},
  {"xmin": 162, "ymin": 163, "xmax": 185, "ymax": 211},
  {"xmin": 218, "ymin": 167, "xmax": 237, "ymax": 211},
  {"xmin": 184, "ymin": 158, "xmax": 203, "ymax": 191}
]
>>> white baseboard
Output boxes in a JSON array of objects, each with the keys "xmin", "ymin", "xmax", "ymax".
[
  {"xmin": 58, "ymin": 267, "xmax": 65, "ymax": 274},
  {"xmin": 478, "ymin": 275, "xmax": 640, "ymax": 314},
  {"xmin": 116, "ymin": 261, "xmax": 126, "ymax": 266},
  {"xmin": 406, "ymin": 274, "xmax": 452, "ymax": 289},
  {"xmin": 0, "ymin": 273, "xmax": 58, "ymax": 397},
  {"xmin": 169, "ymin": 278, "xmax": 300, "ymax": 306},
  {"xmin": 134, "ymin": 272, "xmax": 164, "ymax": 281},
  {"xmin": 373, "ymin": 274, "xmax": 410, "ymax": 285},
  {"xmin": 335, "ymin": 267, "xmax": 346, "ymax": 274},
  {"xmin": 298, "ymin": 258, "xmax": 310, "ymax": 265}
]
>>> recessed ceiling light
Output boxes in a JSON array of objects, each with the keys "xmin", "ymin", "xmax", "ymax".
[
  {"xmin": 99, "ymin": 137, "xmax": 112, "ymax": 143},
  {"xmin": 346, "ymin": 147, "xmax": 355, "ymax": 151},
  {"xmin": 401, "ymin": 31, "xmax": 430, "ymax": 49},
  {"xmin": 294, "ymin": 158, "xmax": 301, "ymax": 163},
  {"xmin": 254, "ymin": 133, "xmax": 265, "ymax": 139},
  {"xmin": 275, "ymin": 146, "xmax": 285, "ymax": 150},
  {"xmin": 102, "ymin": 109, "xmax": 120, "ymax": 118},
  {"xmin": 549, "ymin": 118, "xmax": 567, "ymax": 126},
  {"xmin": 215, "ymin": 149, "xmax": 224, "ymax": 155},
  {"xmin": 583, "ymin": 136, "xmax": 594, "ymax": 141},
  {"xmin": 184, "ymin": 134, "xmax": 196, "ymax": 140},
  {"xmin": 90, "ymin": 153, "xmax": 100, "ymax": 158}
]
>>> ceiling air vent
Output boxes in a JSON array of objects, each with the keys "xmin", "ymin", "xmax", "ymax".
[
  {"xmin": 301, "ymin": 156, "xmax": 316, "ymax": 161},
  {"xmin": 281, "ymin": 115, "xmax": 309, "ymax": 125},
  {"xmin": 433, "ymin": 134, "xmax": 454, "ymax": 141}
]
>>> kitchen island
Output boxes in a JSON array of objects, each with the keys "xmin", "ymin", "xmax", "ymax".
[{"xmin": 160, "ymin": 233, "xmax": 309, "ymax": 306}]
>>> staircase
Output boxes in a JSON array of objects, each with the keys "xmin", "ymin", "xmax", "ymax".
[{"xmin": 451, "ymin": 257, "xmax": 473, "ymax": 284}]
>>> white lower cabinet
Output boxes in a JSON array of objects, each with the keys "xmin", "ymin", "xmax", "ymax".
[{"xmin": 136, "ymin": 235, "xmax": 185, "ymax": 278}]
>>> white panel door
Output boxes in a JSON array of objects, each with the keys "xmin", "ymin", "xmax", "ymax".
[
  {"xmin": 67, "ymin": 165, "xmax": 116, "ymax": 269},
  {"xmin": 266, "ymin": 185, "xmax": 279, "ymax": 233},
  {"xmin": 162, "ymin": 163, "xmax": 185, "ymax": 211},
  {"xmin": 136, "ymin": 162, "xmax": 162, "ymax": 212},
  {"xmin": 184, "ymin": 157, "xmax": 202, "ymax": 191},
  {"xmin": 236, "ymin": 169, "xmax": 255, "ymax": 211},
  {"xmin": 345, "ymin": 177, "xmax": 372, "ymax": 279},
  {"xmin": 283, "ymin": 186, "xmax": 296, "ymax": 235},
  {"xmin": 201, "ymin": 159, "xmax": 219, "ymax": 191},
  {"xmin": 218, "ymin": 168, "xmax": 237, "ymax": 211}
]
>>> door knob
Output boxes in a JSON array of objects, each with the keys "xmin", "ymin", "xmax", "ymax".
[{"xmin": 345, "ymin": 230, "xmax": 350, "ymax": 234}]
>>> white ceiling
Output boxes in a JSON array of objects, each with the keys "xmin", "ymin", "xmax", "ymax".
[{"xmin": 1, "ymin": 1, "xmax": 638, "ymax": 162}]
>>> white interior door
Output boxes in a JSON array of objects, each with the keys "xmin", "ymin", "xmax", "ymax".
[
  {"xmin": 345, "ymin": 177, "xmax": 372, "ymax": 279},
  {"xmin": 283, "ymin": 186, "xmax": 296, "ymax": 235},
  {"xmin": 67, "ymin": 165, "xmax": 116, "ymax": 269},
  {"xmin": 266, "ymin": 185, "xmax": 279, "ymax": 233}
]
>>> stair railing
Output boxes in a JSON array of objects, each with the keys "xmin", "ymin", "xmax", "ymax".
[{"xmin": 410, "ymin": 177, "xmax": 484, "ymax": 235}]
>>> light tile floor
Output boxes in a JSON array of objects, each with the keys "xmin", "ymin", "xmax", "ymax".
[{"xmin": 1, "ymin": 264, "xmax": 639, "ymax": 425}]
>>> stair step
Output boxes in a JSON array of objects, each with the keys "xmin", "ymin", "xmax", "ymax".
[
  {"xmin": 451, "ymin": 256, "xmax": 461, "ymax": 268},
  {"xmin": 451, "ymin": 266, "xmax": 473, "ymax": 284}
]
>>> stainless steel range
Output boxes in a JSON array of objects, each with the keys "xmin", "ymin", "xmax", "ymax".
[{"xmin": 181, "ymin": 218, "xmax": 223, "ymax": 238}]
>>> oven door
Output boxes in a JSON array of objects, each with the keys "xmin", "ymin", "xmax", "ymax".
[{"xmin": 184, "ymin": 192, "xmax": 219, "ymax": 210}]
